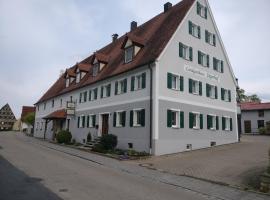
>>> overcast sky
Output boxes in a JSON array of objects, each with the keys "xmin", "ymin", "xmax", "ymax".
[{"xmin": 0, "ymin": 0, "xmax": 269, "ymax": 118}]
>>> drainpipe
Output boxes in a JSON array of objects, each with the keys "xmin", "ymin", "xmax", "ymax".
[{"xmin": 148, "ymin": 63, "xmax": 153, "ymax": 154}]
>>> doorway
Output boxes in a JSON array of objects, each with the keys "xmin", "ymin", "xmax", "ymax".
[
  {"xmin": 244, "ymin": 120, "xmax": 251, "ymax": 133},
  {"xmin": 101, "ymin": 114, "xmax": 109, "ymax": 136}
]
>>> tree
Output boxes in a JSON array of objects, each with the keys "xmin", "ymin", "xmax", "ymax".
[
  {"xmin": 247, "ymin": 94, "xmax": 261, "ymax": 103},
  {"xmin": 237, "ymin": 88, "xmax": 261, "ymax": 103},
  {"xmin": 22, "ymin": 112, "xmax": 35, "ymax": 127}
]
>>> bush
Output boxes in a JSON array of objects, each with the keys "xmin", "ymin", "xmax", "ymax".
[
  {"xmin": 87, "ymin": 133, "xmax": 92, "ymax": 143},
  {"xmin": 56, "ymin": 130, "xmax": 72, "ymax": 144},
  {"xmin": 259, "ymin": 127, "xmax": 266, "ymax": 135},
  {"xmin": 100, "ymin": 134, "xmax": 117, "ymax": 150},
  {"xmin": 92, "ymin": 144, "xmax": 107, "ymax": 153}
]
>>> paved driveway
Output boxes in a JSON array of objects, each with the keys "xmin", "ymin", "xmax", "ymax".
[{"xmin": 132, "ymin": 135, "xmax": 270, "ymax": 188}]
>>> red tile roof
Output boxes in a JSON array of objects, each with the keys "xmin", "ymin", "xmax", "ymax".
[
  {"xmin": 21, "ymin": 106, "xmax": 36, "ymax": 119},
  {"xmin": 36, "ymin": 0, "xmax": 195, "ymax": 104},
  {"xmin": 240, "ymin": 102, "xmax": 270, "ymax": 111},
  {"xmin": 43, "ymin": 109, "xmax": 67, "ymax": 120}
]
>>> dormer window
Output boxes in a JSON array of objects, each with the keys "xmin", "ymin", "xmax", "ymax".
[
  {"xmin": 76, "ymin": 68, "xmax": 81, "ymax": 83},
  {"xmin": 125, "ymin": 46, "xmax": 134, "ymax": 63},
  {"xmin": 66, "ymin": 78, "xmax": 70, "ymax": 87},
  {"xmin": 92, "ymin": 62, "xmax": 100, "ymax": 77}
]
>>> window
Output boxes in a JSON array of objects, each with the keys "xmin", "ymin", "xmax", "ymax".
[
  {"xmin": 167, "ymin": 73, "xmax": 184, "ymax": 91},
  {"xmin": 188, "ymin": 21, "xmax": 201, "ymax": 38},
  {"xmin": 113, "ymin": 111, "xmax": 126, "ymax": 127},
  {"xmin": 130, "ymin": 109, "xmax": 145, "ymax": 127},
  {"xmin": 179, "ymin": 43, "xmax": 193, "ymax": 61},
  {"xmin": 100, "ymin": 84, "xmax": 111, "ymax": 98},
  {"xmin": 87, "ymin": 115, "xmax": 96, "ymax": 128},
  {"xmin": 89, "ymin": 88, "xmax": 98, "ymax": 101},
  {"xmin": 79, "ymin": 91, "xmax": 88, "ymax": 103},
  {"xmin": 125, "ymin": 46, "xmax": 134, "ymax": 63},
  {"xmin": 167, "ymin": 109, "xmax": 184, "ymax": 128},
  {"xmin": 43, "ymin": 103, "xmax": 46, "ymax": 110},
  {"xmin": 198, "ymin": 51, "xmax": 209, "ymax": 67},
  {"xmin": 197, "ymin": 2, "xmax": 207, "ymax": 19},
  {"xmin": 213, "ymin": 57, "xmax": 223, "ymax": 73},
  {"xmin": 52, "ymin": 100, "xmax": 54, "ymax": 108},
  {"xmin": 189, "ymin": 79, "xmax": 202, "ymax": 95},
  {"xmin": 66, "ymin": 78, "xmax": 70, "ymax": 87},
  {"xmin": 221, "ymin": 88, "xmax": 231, "ymax": 102},
  {"xmin": 92, "ymin": 63, "xmax": 100, "ymax": 76},
  {"xmin": 258, "ymin": 120, "xmax": 265, "ymax": 129},
  {"xmin": 207, "ymin": 115, "xmax": 218, "ymax": 130},
  {"xmin": 115, "ymin": 79, "xmax": 127, "ymax": 95},
  {"xmin": 189, "ymin": 112, "xmax": 203, "ymax": 129},
  {"xmin": 186, "ymin": 144, "xmax": 192, "ymax": 150},
  {"xmin": 77, "ymin": 115, "xmax": 85, "ymax": 128},
  {"xmin": 258, "ymin": 110, "xmax": 264, "ymax": 117},
  {"xmin": 222, "ymin": 116, "xmax": 232, "ymax": 131},
  {"xmin": 206, "ymin": 84, "xmax": 217, "ymax": 99},
  {"xmin": 131, "ymin": 73, "xmax": 146, "ymax": 91},
  {"xmin": 205, "ymin": 30, "xmax": 216, "ymax": 46}
]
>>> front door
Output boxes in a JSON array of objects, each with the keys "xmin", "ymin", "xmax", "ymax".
[
  {"xmin": 101, "ymin": 114, "xmax": 109, "ymax": 135},
  {"xmin": 244, "ymin": 120, "xmax": 251, "ymax": 133}
]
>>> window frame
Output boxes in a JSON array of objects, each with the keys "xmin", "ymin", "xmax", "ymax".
[
  {"xmin": 133, "ymin": 108, "xmax": 143, "ymax": 127},
  {"xmin": 192, "ymin": 79, "xmax": 200, "ymax": 95},
  {"xmin": 116, "ymin": 111, "xmax": 125, "ymax": 127},
  {"xmin": 88, "ymin": 114, "xmax": 95, "ymax": 128},
  {"xmin": 124, "ymin": 46, "xmax": 134, "ymax": 63},
  {"xmin": 92, "ymin": 62, "xmax": 100, "ymax": 77},
  {"xmin": 171, "ymin": 109, "xmax": 181, "ymax": 129},
  {"xmin": 192, "ymin": 112, "xmax": 200, "ymax": 129},
  {"xmin": 208, "ymin": 114, "xmax": 217, "ymax": 130}
]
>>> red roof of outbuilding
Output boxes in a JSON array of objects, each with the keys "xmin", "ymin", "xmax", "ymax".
[
  {"xmin": 21, "ymin": 106, "xmax": 36, "ymax": 119},
  {"xmin": 240, "ymin": 102, "xmax": 270, "ymax": 111},
  {"xmin": 36, "ymin": 0, "xmax": 195, "ymax": 104}
]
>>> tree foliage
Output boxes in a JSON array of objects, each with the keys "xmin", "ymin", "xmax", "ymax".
[
  {"xmin": 237, "ymin": 88, "xmax": 261, "ymax": 103},
  {"xmin": 22, "ymin": 112, "xmax": 35, "ymax": 126}
]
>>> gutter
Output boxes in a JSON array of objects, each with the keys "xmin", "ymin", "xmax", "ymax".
[{"xmin": 148, "ymin": 63, "xmax": 153, "ymax": 153}]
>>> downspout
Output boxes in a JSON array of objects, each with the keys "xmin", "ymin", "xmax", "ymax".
[{"xmin": 148, "ymin": 63, "xmax": 153, "ymax": 154}]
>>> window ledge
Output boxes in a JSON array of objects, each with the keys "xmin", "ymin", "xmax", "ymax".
[
  {"xmin": 172, "ymin": 126, "xmax": 180, "ymax": 129},
  {"xmin": 133, "ymin": 124, "xmax": 142, "ymax": 127},
  {"xmin": 193, "ymin": 127, "xmax": 200, "ymax": 130}
]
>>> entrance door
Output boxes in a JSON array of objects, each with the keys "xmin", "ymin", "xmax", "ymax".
[
  {"xmin": 101, "ymin": 114, "xmax": 109, "ymax": 135},
  {"xmin": 244, "ymin": 120, "xmax": 251, "ymax": 133}
]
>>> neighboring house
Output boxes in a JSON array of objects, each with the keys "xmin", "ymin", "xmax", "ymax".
[
  {"xmin": 20, "ymin": 106, "xmax": 36, "ymax": 135},
  {"xmin": 34, "ymin": 0, "xmax": 238, "ymax": 155},
  {"xmin": 0, "ymin": 104, "xmax": 16, "ymax": 131},
  {"xmin": 240, "ymin": 102, "xmax": 270, "ymax": 134}
]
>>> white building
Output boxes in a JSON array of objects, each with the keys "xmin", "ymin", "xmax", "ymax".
[{"xmin": 34, "ymin": 0, "xmax": 238, "ymax": 155}]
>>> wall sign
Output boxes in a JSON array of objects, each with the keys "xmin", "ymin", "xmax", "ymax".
[{"xmin": 184, "ymin": 65, "xmax": 220, "ymax": 82}]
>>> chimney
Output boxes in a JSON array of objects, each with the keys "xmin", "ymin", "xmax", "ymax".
[
  {"xmin": 164, "ymin": 2, "xmax": 172, "ymax": 13},
  {"xmin": 112, "ymin": 33, "xmax": 118, "ymax": 42},
  {"xmin": 130, "ymin": 21, "xmax": 137, "ymax": 31}
]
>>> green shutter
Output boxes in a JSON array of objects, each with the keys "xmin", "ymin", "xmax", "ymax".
[
  {"xmin": 167, "ymin": 73, "xmax": 172, "ymax": 89},
  {"xmin": 228, "ymin": 90, "xmax": 232, "ymax": 102},
  {"xmin": 189, "ymin": 112, "xmax": 194, "ymax": 129},
  {"xmin": 207, "ymin": 115, "xmax": 211, "ymax": 129},
  {"xmin": 87, "ymin": 115, "xmax": 89, "ymax": 127},
  {"xmin": 200, "ymin": 114, "xmax": 203, "ymax": 129},
  {"xmin": 189, "ymin": 47, "xmax": 193, "ymax": 61},
  {"xmin": 79, "ymin": 93, "xmax": 82, "ymax": 103},
  {"xmin": 180, "ymin": 111, "xmax": 184, "ymax": 128},
  {"xmin": 95, "ymin": 88, "xmax": 98, "ymax": 99},
  {"xmin": 213, "ymin": 58, "xmax": 217, "ymax": 70},
  {"xmin": 222, "ymin": 117, "xmax": 225, "ymax": 130},
  {"xmin": 206, "ymin": 84, "xmax": 210, "ymax": 97},
  {"xmin": 77, "ymin": 116, "xmax": 80, "ymax": 128},
  {"xmin": 199, "ymin": 82, "xmax": 202, "ymax": 96},
  {"xmin": 89, "ymin": 90, "xmax": 92, "ymax": 101},
  {"xmin": 124, "ymin": 79, "xmax": 127, "ymax": 93},
  {"xmin": 180, "ymin": 76, "xmax": 184, "ymax": 92},
  {"xmin": 84, "ymin": 91, "xmax": 87, "ymax": 102},
  {"xmin": 142, "ymin": 73, "xmax": 146, "ymax": 89},
  {"xmin": 108, "ymin": 84, "xmax": 111, "ymax": 97},
  {"xmin": 198, "ymin": 26, "xmax": 201, "ymax": 38},
  {"xmin": 221, "ymin": 88, "xmax": 225, "ymax": 100},
  {"xmin": 213, "ymin": 34, "xmax": 216, "ymax": 46},
  {"xmin": 100, "ymin": 86, "xmax": 104, "ymax": 98},
  {"xmin": 82, "ymin": 116, "xmax": 85, "ymax": 128},
  {"xmin": 189, "ymin": 79, "xmax": 193, "ymax": 93},
  {"xmin": 205, "ymin": 30, "xmax": 209, "ymax": 43},
  {"xmin": 230, "ymin": 118, "xmax": 233, "ymax": 131},
  {"xmin": 216, "ymin": 116, "xmax": 219, "ymax": 130},
  {"xmin": 198, "ymin": 51, "xmax": 201, "ymax": 64},
  {"xmin": 130, "ymin": 110, "xmax": 133, "ymax": 127},
  {"xmin": 141, "ymin": 109, "xmax": 145, "ymax": 127},
  {"xmin": 122, "ymin": 111, "xmax": 126, "ymax": 127},
  {"xmin": 93, "ymin": 115, "xmax": 96, "ymax": 127},
  {"xmin": 205, "ymin": 7, "xmax": 208, "ymax": 19},
  {"xmin": 131, "ymin": 76, "xmax": 135, "ymax": 91},
  {"xmin": 115, "ymin": 81, "xmax": 118, "ymax": 95},
  {"xmin": 215, "ymin": 86, "xmax": 218, "ymax": 99},
  {"xmin": 188, "ymin": 21, "xmax": 192, "ymax": 34},
  {"xmin": 196, "ymin": 2, "xmax": 200, "ymax": 15},
  {"xmin": 221, "ymin": 61, "xmax": 224, "ymax": 73},
  {"xmin": 206, "ymin": 55, "xmax": 210, "ymax": 67},
  {"xmin": 179, "ymin": 43, "xmax": 184, "ymax": 58},
  {"xmin": 113, "ymin": 112, "xmax": 116, "ymax": 127},
  {"xmin": 167, "ymin": 110, "xmax": 172, "ymax": 128}
]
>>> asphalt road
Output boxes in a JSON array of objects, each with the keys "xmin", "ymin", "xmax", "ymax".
[{"xmin": 0, "ymin": 132, "xmax": 210, "ymax": 200}]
